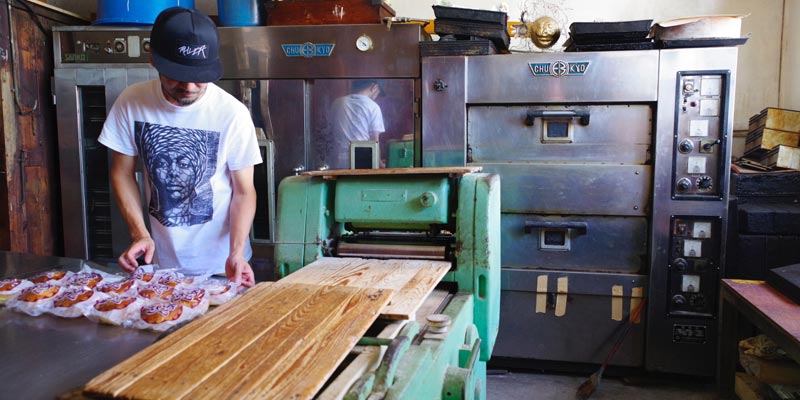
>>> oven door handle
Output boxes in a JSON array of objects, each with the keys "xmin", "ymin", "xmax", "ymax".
[
  {"xmin": 525, "ymin": 109, "xmax": 591, "ymax": 126},
  {"xmin": 524, "ymin": 221, "xmax": 588, "ymax": 235}
]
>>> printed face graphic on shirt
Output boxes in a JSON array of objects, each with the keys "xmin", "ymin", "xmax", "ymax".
[{"xmin": 135, "ymin": 122, "xmax": 219, "ymax": 227}]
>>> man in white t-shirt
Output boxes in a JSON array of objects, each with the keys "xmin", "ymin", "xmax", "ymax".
[
  {"xmin": 329, "ymin": 79, "xmax": 386, "ymax": 167},
  {"xmin": 98, "ymin": 7, "xmax": 262, "ymax": 286}
]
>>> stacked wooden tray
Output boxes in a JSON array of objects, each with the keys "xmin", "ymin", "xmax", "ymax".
[{"xmin": 744, "ymin": 108, "xmax": 800, "ymax": 170}]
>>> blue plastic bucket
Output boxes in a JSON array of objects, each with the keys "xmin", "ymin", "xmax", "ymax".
[
  {"xmin": 217, "ymin": 0, "xmax": 260, "ymax": 27},
  {"xmin": 93, "ymin": 0, "xmax": 196, "ymax": 25}
]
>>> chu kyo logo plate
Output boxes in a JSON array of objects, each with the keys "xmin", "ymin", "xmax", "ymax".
[
  {"xmin": 530, "ymin": 60, "xmax": 590, "ymax": 77},
  {"xmin": 281, "ymin": 42, "xmax": 335, "ymax": 58}
]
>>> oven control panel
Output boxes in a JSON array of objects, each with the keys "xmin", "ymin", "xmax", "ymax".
[
  {"xmin": 57, "ymin": 29, "xmax": 151, "ymax": 64},
  {"xmin": 671, "ymin": 72, "xmax": 730, "ymax": 200},
  {"xmin": 667, "ymin": 216, "xmax": 721, "ymax": 318}
]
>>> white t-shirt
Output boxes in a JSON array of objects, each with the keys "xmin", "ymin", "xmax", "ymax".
[
  {"xmin": 330, "ymin": 94, "xmax": 385, "ymax": 143},
  {"xmin": 98, "ymin": 80, "xmax": 262, "ymax": 275}
]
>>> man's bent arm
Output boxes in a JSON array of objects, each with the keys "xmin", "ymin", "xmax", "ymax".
[
  {"xmin": 227, "ymin": 166, "xmax": 257, "ymax": 286},
  {"xmin": 110, "ymin": 151, "xmax": 154, "ymax": 270}
]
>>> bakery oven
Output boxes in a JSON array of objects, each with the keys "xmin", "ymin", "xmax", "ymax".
[
  {"xmin": 421, "ymin": 47, "xmax": 737, "ymax": 376},
  {"xmin": 54, "ymin": 26, "xmax": 155, "ymax": 263},
  {"xmin": 215, "ymin": 23, "xmax": 424, "ymax": 266}
]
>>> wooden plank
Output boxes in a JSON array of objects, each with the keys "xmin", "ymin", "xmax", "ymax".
[
  {"xmin": 181, "ymin": 284, "xmax": 391, "ymax": 400},
  {"xmin": 115, "ymin": 282, "xmax": 324, "ymax": 399},
  {"xmin": 251, "ymin": 287, "xmax": 392, "ymax": 399},
  {"xmin": 318, "ymin": 320, "xmax": 407, "ymax": 400},
  {"xmin": 84, "ymin": 282, "xmax": 281, "ymax": 396},
  {"xmin": 265, "ymin": 0, "xmax": 395, "ymax": 25},
  {"xmin": 280, "ymin": 257, "xmax": 452, "ymax": 319},
  {"xmin": 301, "ymin": 166, "xmax": 481, "ymax": 177}
]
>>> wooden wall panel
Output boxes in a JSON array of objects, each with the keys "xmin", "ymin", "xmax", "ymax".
[{"xmin": 0, "ymin": 2, "xmax": 86, "ymax": 255}]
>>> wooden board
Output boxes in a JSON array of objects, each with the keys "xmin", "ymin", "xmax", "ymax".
[
  {"xmin": 264, "ymin": 0, "xmax": 395, "ymax": 25},
  {"xmin": 301, "ymin": 166, "xmax": 481, "ymax": 178},
  {"xmin": 84, "ymin": 281, "xmax": 392, "ymax": 400},
  {"xmin": 280, "ymin": 257, "xmax": 452, "ymax": 320}
]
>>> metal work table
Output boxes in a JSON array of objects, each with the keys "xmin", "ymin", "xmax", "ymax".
[
  {"xmin": 718, "ymin": 279, "xmax": 800, "ymax": 398},
  {"xmin": 0, "ymin": 252, "xmax": 159, "ymax": 400}
]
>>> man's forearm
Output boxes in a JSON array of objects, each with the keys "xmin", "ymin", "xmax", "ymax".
[
  {"xmin": 229, "ymin": 168, "xmax": 257, "ymax": 258},
  {"xmin": 111, "ymin": 153, "xmax": 150, "ymax": 240}
]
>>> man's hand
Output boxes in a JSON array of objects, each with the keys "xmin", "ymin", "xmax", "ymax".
[
  {"xmin": 226, "ymin": 255, "xmax": 255, "ymax": 288},
  {"xmin": 118, "ymin": 237, "xmax": 156, "ymax": 273}
]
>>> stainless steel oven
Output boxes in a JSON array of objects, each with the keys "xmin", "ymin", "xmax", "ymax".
[
  {"xmin": 54, "ymin": 26, "xmax": 155, "ymax": 263},
  {"xmin": 215, "ymin": 24, "xmax": 424, "ymax": 269},
  {"xmin": 421, "ymin": 47, "xmax": 737, "ymax": 376}
]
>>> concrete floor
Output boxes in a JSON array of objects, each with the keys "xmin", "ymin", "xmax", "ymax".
[{"xmin": 486, "ymin": 370, "xmax": 717, "ymax": 400}]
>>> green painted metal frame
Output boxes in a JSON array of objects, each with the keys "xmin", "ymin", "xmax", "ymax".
[{"xmin": 273, "ymin": 171, "xmax": 501, "ymax": 399}]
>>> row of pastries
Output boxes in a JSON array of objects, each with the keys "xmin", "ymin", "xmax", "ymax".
[{"xmin": 0, "ymin": 266, "xmax": 238, "ymax": 331}]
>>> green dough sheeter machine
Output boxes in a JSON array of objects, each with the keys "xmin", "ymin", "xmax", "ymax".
[{"xmin": 274, "ymin": 167, "xmax": 501, "ymax": 399}]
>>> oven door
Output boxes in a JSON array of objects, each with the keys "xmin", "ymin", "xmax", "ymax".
[{"xmin": 55, "ymin": 67, "xmax": 156, "ymax": 262}]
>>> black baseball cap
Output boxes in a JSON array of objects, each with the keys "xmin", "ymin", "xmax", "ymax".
[{"xmin": 150, "ymin": 7, "xmax": 222, "ymax": 83}]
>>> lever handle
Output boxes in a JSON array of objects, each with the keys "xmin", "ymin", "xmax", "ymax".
[
  {"xmin": 525, "ymin": 109, "xmax": 591, "ymax": 126},
  {"xmin": 702, "ymin": 139, "xmax": 721, "ymax": 151},
  {"xmin": 524, "ymin": 220, "xmax": 588, "ymax": 235}
]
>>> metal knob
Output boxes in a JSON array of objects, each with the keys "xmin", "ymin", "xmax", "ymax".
[
  {"xmin": 678, "ymin": 139, "xmax": 694, "ymax": 154},
  {"xmin": 419, "ymin": 192, "xmax": 437, "ymax": 208},
  {"xmin": 433, "ymin": 79, "xmax": 448, "ymax": 92},
  {"xmin": 673, "ymin": 258, "xmax": 688, "ymax": 271},
  {"xmin": 292, "ymin": 165, "xmax": 306, "ymax": 175},
  {"xmin": 689, "ymin": 294, "xmax": 706, "ymax": 309},
  {"xmin": 672, "ymin": 294, "xmax": 686, "ymax": 306},
  {"xmin": 677, "ymin": 178, "xmax": 692, "ymax": 192},
  {"xmin": 426, "ymin": 314, "xmax": 451, "ymax": 334},
  {"xmin": 696, "ymin": 176, "xmax": 713, "ymax": 190}
]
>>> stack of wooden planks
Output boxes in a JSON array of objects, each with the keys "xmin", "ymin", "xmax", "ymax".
[
  {"xmin": 84, "ymin": 282, "xmax": 392, "ymax": 399},
  {"xmin": 744, "ymin": 107, "xmax": 800, "ymax": 170},
  {"xmin": 84, "ymin": 257, "xmax": 451, "ymax": 399}
]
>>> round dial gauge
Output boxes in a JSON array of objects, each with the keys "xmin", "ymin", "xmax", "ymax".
[{"xmin": 355, "ymin": 34, "xmax": 373, "ymax": 52}]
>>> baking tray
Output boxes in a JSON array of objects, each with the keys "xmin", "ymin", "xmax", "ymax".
[
  {"xmin": 432, "ymin": 5, "xmax": 507, "ymax": 26},
  {"xmin": 420, "ymin": 39, "xmax": 497, "ymax": 57},
  {"xmin": 657, "ymin": 37, "xmax": 748, "ymax": 49},
  {"xmin": 565, "ymin": 40, "xmax": 654, "ymax": 52},
  {"xmin": 569, "ymin": 19, "xmax": 652, "ymax": 41}
]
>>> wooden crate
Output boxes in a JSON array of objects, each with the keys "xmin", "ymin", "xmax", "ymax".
[
  {"xmin": 757, "ymin": 145, "xmax": 800, "ymax": 170},
  {"xmin": 749, "ymin": 108, "xmax": 800, "ymax": 134},
  {"xmin": 745, "ymin": 127, "xmax": 800, "ymax": 156},
  {"xmin": 264, "ymin": 0, "xmax": 395, "ymax": 25}
]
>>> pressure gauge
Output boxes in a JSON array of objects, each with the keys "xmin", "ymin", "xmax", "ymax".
[{"xmin": 355, "ymin": 34, "xmax": 373, "ymax": 52}]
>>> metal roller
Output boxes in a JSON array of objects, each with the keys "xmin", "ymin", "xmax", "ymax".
[{"xmin": 336, "ymin": 242, "xmax": 447, "ymax": 260}]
